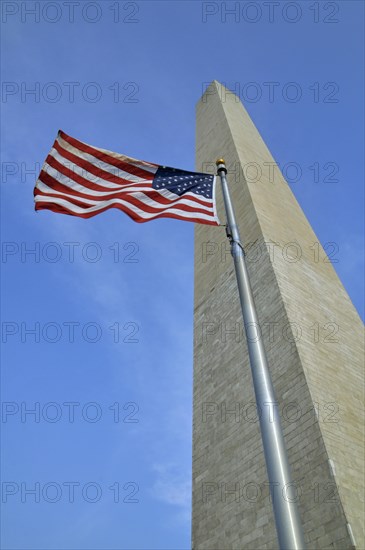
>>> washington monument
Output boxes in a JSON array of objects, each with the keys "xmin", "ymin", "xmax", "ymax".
[{"xmin": 192, "ymin": 81, "xmax": 364, "ymax": 549}]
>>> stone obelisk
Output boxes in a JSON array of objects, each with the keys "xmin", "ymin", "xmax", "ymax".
[{"xmin": 193, "ymin": 80, "xmax": 364, "ymax": 549}]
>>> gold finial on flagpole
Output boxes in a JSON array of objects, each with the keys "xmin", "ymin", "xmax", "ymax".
[{"xmin": 216, "ymin": 159, "xmax": 227, "ymax": 174}]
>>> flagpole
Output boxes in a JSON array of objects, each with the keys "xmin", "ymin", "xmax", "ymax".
[{"xmin": 216, "ymin": 159, "xmax": 306, "ymax": 550}]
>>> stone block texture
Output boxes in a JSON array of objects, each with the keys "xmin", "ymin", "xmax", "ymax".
[{"xmin": 192, "ymin": 81, "xmax": 364, "ymax": 549}]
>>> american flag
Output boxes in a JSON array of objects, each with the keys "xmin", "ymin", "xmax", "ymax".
[{"xmin": 34, "ymin": 130, "xmax": 220, "ymax": 226}]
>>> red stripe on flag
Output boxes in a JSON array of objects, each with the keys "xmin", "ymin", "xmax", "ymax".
[
  {"xmin": 53, "ymin": 140, "xmax": 151, "ymax": 186},
  {"xmin": 59, "ymin": 130, "xmax": 156, "ymax": 180},
  {"xmin": 45, "ymin": 156, "xmax": 152, "ymax": 194},
  {"xmin": 35, "ymin": 198, "xmax": 219, "ymax": 225}
]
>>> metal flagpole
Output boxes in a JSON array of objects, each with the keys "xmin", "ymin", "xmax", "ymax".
[{"xmin": 216, "ymin": 159, "xmax": 306, "ymax": 550}]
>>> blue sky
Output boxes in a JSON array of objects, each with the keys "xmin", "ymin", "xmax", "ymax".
[{"xmin": 1, "ymin": 1, "xmax": 364, "ymax": 549}]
